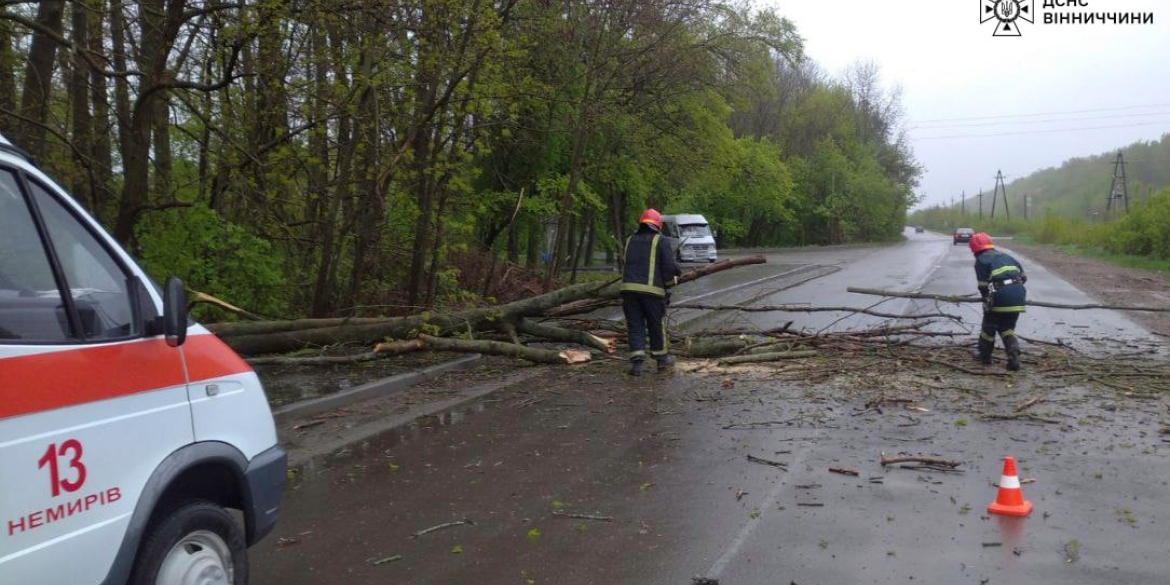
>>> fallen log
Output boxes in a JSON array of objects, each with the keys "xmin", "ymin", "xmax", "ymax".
[
  {"xmin": 418, "ymin": 334, "xmax": 588, "ymax": 364},
  {"xmin": 213, "ymin": 255, "xmax": 766, "ymax": 355},
  {"xmin": 219, "ymin": 282, "xmax": 611, "ymax": 356},
  {"xmin": 244, "ymin": 339, "xmax": 425, "ymax": 366},
  {"xmin": 847, "ymin": 287, "xmax": 1170, "ymax": 312},
  {"xmin": 718, "ymin": 349, "xmax": 817, "ymax": 366},
  {"xmin": 514, "ymin": 319, "xmax": 616, "ymax": 354}
]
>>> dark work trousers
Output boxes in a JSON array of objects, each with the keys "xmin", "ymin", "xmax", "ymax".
[
  {"xmin": 978, "ymin": 311, "xmax": 1021, "ymax": 358},
  {"xmin": 621, "ymin": 292, "xmax": 668, "ymax": 360}
]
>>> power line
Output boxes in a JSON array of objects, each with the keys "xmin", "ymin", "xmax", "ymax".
[
  {"xmin": 912, "ymin": 120, "xmax": 1170, "ymax": 141},
  {"xmin": 909, "ymin": 102, "xmax": 1170, "ymax": 125},
  {"xmin": 909, "ymin": 109, "xmax": 1170, "ymax": 130}
]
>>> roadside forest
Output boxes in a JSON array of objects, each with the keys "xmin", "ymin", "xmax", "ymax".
[{"xmin": 0, "ymin": 0, "xmax": 919, "ymax": 319}]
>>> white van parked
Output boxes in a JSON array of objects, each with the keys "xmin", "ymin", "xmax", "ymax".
[
  {"xmin": 661, "ymin": 214, "xmax": 718, "ymax": 263},
  {"xmin": 0, "ymin": 133, "xmax": 285, "ymax": 585}
]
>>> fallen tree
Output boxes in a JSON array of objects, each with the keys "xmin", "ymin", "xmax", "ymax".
[{"xmin": 217, "ymin": 255, "xmax": 766, "ymax": 356}]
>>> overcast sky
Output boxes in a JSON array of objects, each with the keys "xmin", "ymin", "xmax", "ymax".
[{"xmin": 762, "ymin": 0, "xmax": 1170, "ymax": 210}]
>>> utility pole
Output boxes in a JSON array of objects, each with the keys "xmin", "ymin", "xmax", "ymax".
[
  {"xmin": 978, "ymin": 189, "xmax": 984, "ymax": 219},
  {"xmin": 961, "ymin": 191, "xmax": 966, "ymax": 216},
  {"xmin": 1106, "ymin": 151, "xmax": 1129, "ymax": 214},
  {"xmin": 991, "ymin": 170, "xmax": 1010, "ymax": 219}
]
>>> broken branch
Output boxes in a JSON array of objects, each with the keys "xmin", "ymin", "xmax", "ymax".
[
  {"xmin": 879, "ymin": 453, "xmax": 963, "ymax": 468},
  {"xmin": 673, "ymin": 302, "xmax": 961, "ymax": 321},
  {"xmin": 410, "ymin": 519, "xmax": 474, "ymax": 538},
  {"xmin": 746, "ymin": 454, "xmax": 788, "ymax": 469},
  {"xmin": 847, "ymin": 287, "xmax": 1170, "ymax": 312},
  {"xmin": 718, "ymin": 350, "xmax": 817, "ymax": 366}
]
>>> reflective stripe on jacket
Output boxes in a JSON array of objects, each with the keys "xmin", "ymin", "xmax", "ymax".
[
  {"xmin": 621, "ymin": 224, "xmax": 680, "ymax": 297},
  {"xmin": 975, "ymin": 248, "xmax": 1027, "ymax": 313}
]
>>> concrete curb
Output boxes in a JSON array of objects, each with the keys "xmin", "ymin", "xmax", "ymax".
[{"xmin": 272, "ymin": 354, "xmax": 483, "ymax": 422}]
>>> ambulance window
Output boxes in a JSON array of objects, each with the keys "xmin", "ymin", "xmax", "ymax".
[
  {"xmin": 27, "ymin": 179, "xmax": 136, "ymax": 341},
  {"xmin": 0, "ymin": 170, "xmax": 71, "ymax": 342}
]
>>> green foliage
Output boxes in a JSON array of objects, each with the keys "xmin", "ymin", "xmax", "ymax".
[
  {"xmin": 7, "ymin": 0, "xmax": 923, "ymax": 318},
  {"xmin": 137, "ymin": 206, "xmax": 287, "ymax": 319}
]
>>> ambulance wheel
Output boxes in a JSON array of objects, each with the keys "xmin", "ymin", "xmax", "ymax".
[{"xmin": 132, "ymin": 500, "xmax": 248, "ymax": 585}]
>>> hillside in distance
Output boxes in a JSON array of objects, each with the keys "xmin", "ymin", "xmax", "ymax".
[{"xmin": 999, "ymin": 134, "xmax": 1170, "ymax": 218}]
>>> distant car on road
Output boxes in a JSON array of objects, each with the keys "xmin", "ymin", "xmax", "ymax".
[
  {"xmin": 915, "ymin": 226, "xmax": 925, "ymax": 233},
  {"xmin": 953, "ymin": 227, "xmax": 974, "ymax": 245}
]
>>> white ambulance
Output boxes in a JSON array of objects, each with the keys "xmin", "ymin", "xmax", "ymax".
[{"xmin": 0, "ymin": 133, "xmax": 285, "ymax": 584}]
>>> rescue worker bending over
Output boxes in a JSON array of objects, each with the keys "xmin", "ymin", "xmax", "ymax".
[
  {"xmin": 970, "ymin": 232, "xmax": 1027, "ymax": 371},
  {"xmin": 621, "ymin": 208, "xmax": 682, "ymax": 376}
]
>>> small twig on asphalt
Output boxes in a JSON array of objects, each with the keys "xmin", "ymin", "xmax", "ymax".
[
  {"xmin": 880, "ymin": 452, "xmax": 963, "ymax": 468},
  {"xmin": 746, "ymin": 454, "xmax": 788, "ymax": 470},
  {"xmin": 370, "ymin": 555, "xmax": 403, "ymax": 566},
  {"xmin": 880, "ymin": 435, "xmax": 936, "ymax": 443},
  {"xmin": 899, "ymin": 464, "xmax": 966, "ymax": 473},
  {"xmin": 797, "ymin": 502, "xmax": 824, "ymax": 507},
  {"xmin": 982, "ymin": 413, "xmax": 1061, "ymax": 425},
  {"xmin": 553, "ymin": 512, "xmax": 613, "ymax": 522},
  {"xmin": 410, "ymin": 519, "xmax": 475, "ymax": 539},
  {"xmin": 829, "ymin": 467, "xmax": 860, "ymax": 476},
  {"xmin": 1014, "ymin": 396, "xmax": 1046, "ymax": 413}
]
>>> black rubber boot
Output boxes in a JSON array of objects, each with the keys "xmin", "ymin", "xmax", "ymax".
[
  {"xmin": 628, "ymin": 358, "xmax": 646, "ymax": 376},
  {"xmin": 655, "ymin": 354, "xmax": 676, "ymax": 371},
  {"xmin": 1004, "ymin": 336, "xmax": 1021, "ymax": 371},
  {"xmin": 975, "ymin": 338, "xmax": 994, "ymax": 365}
]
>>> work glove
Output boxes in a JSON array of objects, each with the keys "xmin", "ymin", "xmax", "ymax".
[{"xmin": 664, "ymin": 292, "xmax": 672, "ymax": 306}]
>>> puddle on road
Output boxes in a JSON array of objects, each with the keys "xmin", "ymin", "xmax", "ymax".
[{"xmin": 301, "ymin": 399, "xmax": 492, "ymax": 476}]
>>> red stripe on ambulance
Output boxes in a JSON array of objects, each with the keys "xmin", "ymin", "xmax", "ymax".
[
  {"xmin": 182, "ymin": 334, "xmax": 253, "ymax": 384},
  {"xmin": 0, "ymin": 335, "xmax": 251, "ymax": 419}
]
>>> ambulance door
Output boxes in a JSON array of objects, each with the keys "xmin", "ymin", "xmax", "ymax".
[{"xmin": 0, "ymin": 167, "xmax": 194, "ymax": 584}]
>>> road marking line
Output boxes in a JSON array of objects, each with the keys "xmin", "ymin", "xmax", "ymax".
[
  {"xmin": 702, "ymin": 444, "xmax": 814, "ymax": 580},
  {"xmin": 676, "ymin": 264, "xmax": 829, "ymax": 305}
]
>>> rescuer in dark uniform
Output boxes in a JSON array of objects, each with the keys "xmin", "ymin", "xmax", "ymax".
[
  {"xmin": 621, "ymin": 208, "xmax": 682, "ymax": 376},
  {"xmin": 970, "ymin": 232, "xmax": 1027, "ymax": 371}
]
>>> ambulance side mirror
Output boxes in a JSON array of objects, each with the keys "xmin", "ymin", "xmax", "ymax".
[{"xmin": 163, "ymin": 276, "xmax": 188, "ymax": 347}]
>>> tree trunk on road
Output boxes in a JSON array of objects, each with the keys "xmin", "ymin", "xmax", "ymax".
[{"xmin": 213, "ymin": 255, "xmax": 767, "ymax": 355}]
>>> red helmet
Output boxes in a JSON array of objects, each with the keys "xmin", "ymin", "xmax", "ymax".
[
  {"xmin": 639, "ymin": 208, "xmax": 662, "ymax": 229},
  {"xmin": 969, "ymin": 232, "xmax": 994, "ymax": 254}
]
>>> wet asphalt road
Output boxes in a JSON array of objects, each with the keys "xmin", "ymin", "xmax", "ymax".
[{"xmin": 250, "ymin": 230, "xmax": 1169, "ymax": 584}]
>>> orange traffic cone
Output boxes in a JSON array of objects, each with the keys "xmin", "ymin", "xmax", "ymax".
[{"xmin": 988, "ymin": 456, "xmax": 1033, "ymax": 517}]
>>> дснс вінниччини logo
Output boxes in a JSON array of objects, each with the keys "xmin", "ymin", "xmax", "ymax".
[{"xmin": 981, "ymin": 0, "xmax": 1034, "ymax": 36}]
